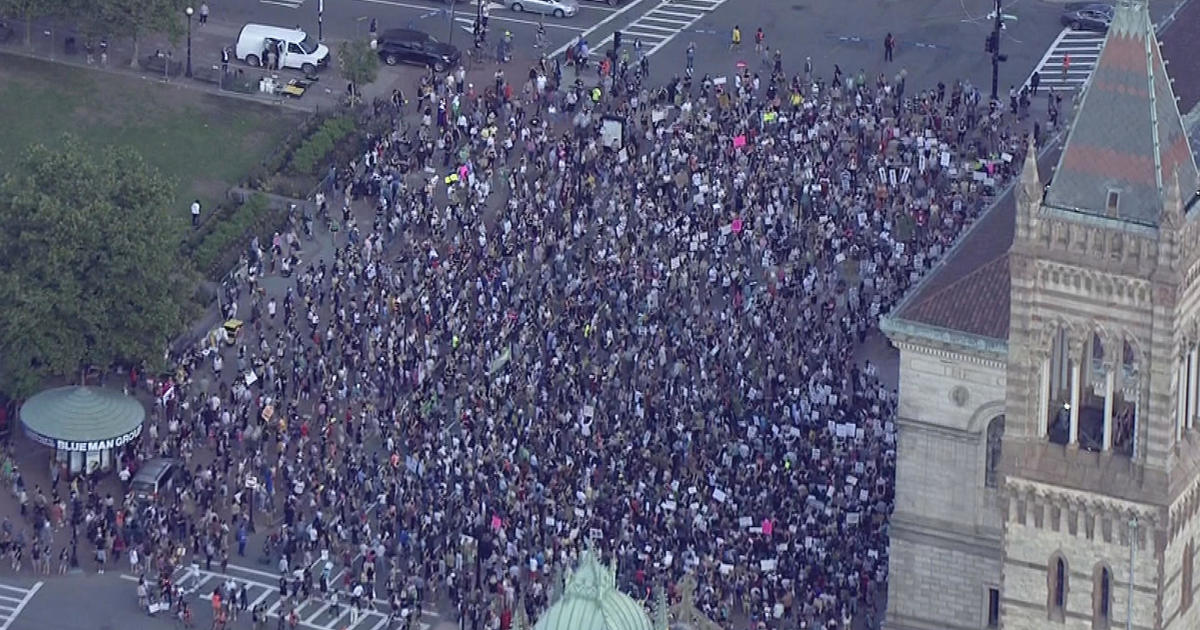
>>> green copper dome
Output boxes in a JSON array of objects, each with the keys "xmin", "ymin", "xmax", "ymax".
[{"xmin": 532, "ymin": 549, "xmax": 654, "ymax": 630}]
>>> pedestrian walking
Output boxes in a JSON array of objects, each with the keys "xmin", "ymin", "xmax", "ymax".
[
  {"xmin": 191, "ymin": 199, "xmax": 201, "ymax": 227},
  {"xmin": 199, "ymin": 2, "xmax": 209, "ymax": 24},
  {"xmin": 685, "ymin": 41, "xmax": 695, "ymax": 76},
  {"xmin": 1061, "ymin": 53, "xmax": 1070, "ymax": 82},
  {"xmin": 754, "ymin": 26, "xmax": 764, "ymax": 54},
  {"xmin": 1030, "ymin": 70, "xmax": 1040, "ymax": 95},
  {"xmin": 884, "ymin": 32, "xmax": 895, "ymax": 61},
  {"xmin": 730, "ymin": 24, "xmax": 741, "ymax": 50}
]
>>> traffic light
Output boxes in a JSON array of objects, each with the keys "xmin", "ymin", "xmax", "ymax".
[
  {"xmin": 985, "ymin": 32, "xmax": 996, "ymax": 54},
  {"xmin": 614, "ymin": 30, "xmax": 623, "ymax": 50}
]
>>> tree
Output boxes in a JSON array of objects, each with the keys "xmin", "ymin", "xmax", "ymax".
[
  {"xmin": 0, "ymin": 136, "xmax": 190, "ymax": 397},
  {"xmin": 0, "ymin": 0, "xmax": 66, "ymax": 47},
  {"xmin": 338, "ymin": 39, "xmax": 379, "ymax": 99},
  {"xmin": 78, "ymin": 0, "xmax": 185, "ymax": 68}
]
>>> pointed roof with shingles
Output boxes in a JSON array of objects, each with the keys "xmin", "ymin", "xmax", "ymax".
[{"xmin": 1042, "ymin": 1, "xmax": 1198, "ymax": 226}]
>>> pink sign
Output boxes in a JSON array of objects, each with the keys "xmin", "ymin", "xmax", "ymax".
[
  {"xmin": 731, "ymin": 218, "xmax": 743, "ymax": 234},
  {"xmin": 762, "ymin": 519, "xmax": 773, "ymax": 536},
  {"xmin": 733, "ymin": 135, "xmax": 747, "ymax": 148},
  {"xmin": 491, "ymin": 515, "xmax": 502, "ymax": 531},
  {"xmin": 459, "ymin": 165, "xmax": 469, "ymax": 179}
]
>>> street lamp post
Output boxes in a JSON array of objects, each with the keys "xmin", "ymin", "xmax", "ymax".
[
  {"xmin": 318, "ymin": 0, "xmax": 324, "ymax": 42},
  {"xmin": 185, "ymin": 6, "xmax": 194, "ymax": 78},
  {"xmin": 987, "ymin": 0, "xmax": 1007, "ymax": 103}
]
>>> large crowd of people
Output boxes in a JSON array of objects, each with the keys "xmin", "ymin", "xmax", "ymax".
[{"xmin": 10, "ymin": 41, "xmax": 1038, "ymax": 630}]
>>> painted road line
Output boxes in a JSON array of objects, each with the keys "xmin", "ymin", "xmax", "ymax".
[
  {"xmin": 549, "ymin": 0, "xmax": 656, "ymax": 57},
  {"xmin": 356, "ymin": 0, "xmax": 587, "ymax": 30},
  {"xmin": 304, "ymin": 602, "xmax": 332, "ymax": 623},
  {"xmin": 0, "ymin": 582, "xmax": 41, "ymax": 630},
  {"xmin": 262, "ymin": 0, "xmax": 306, "ymax": 7},
  {"xmin": 1025, "ymin": 27, "xmax": 1104, "ymax": 91}
]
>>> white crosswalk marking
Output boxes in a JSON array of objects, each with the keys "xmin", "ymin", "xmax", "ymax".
[
  {"xmin": 0, "ymin": 581, "xmax": 42, "ymax": 630},
  {"xmin": 121, "ymin": 563, "xmax": 441, "ymax": 630},
  {"xmin": 1026, "ymin": 27, "xmax": 1105, "ymax": 92},
  {"xmin": 262, "ymin": 0, "xmax": 307, "ymax": 9},
  {"xmin": 554, "ymin": 0, "xmax": 735, "ymax": 58}
]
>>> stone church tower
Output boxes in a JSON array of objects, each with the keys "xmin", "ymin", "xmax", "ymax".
[{"xmin": 880, "ymin": 3, "xmax": 1200, "ymax": 629}]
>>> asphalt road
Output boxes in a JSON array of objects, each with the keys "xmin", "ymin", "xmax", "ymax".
[
  {"xmin": 192, "ymin": 0, "xmax": 1066, "ymax": 89},
  {"xmin": 187, "ymin": 0, "xmax": 1192, "ymax": 105}
]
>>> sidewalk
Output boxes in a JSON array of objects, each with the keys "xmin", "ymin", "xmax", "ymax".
[{"xmin": 0, "ymin": 18, "xmax": 342, "ymax": 113}]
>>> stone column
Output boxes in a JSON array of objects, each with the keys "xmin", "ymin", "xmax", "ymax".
[
  {"xmin": 1190, "ymin": 345, "xmax": 1198, "ymax": 429},
  {"xmin": 1069, "ymin": 361, "xmax": 1081, "ymax": 445},
  {"xmin": 1179, "ymin": 360, "xmax": 1188, "ymax": 442},
  {"xmin": 1039, "ymin": 355, "xmax": 1051, "ymax": 437},
  {"xmin": 1103, "ymin": 367, "xmax": 1115, "ymax": 451}
]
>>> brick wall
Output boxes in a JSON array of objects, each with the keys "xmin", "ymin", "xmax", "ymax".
[
  {"xmin": 1002, "ymin": 516, "xmax": 1158, "ymax": 629},
  {"xmin": 887, "ymin": 533, "xmax": 1002, "ymax": 629}
]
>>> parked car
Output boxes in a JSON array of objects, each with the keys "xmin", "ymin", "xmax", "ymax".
[
  {"xmin": 376, "ymin": 29, "xmax": 461, "ymax": 71},
  {"xmin": 1061, "ymin": 3, "xmax": 1113, "ymax": 31},
  {"xmin": 235, "ymin": 23, "xmax": 331, "ymax": 74},
  {"xmin": 130, "ymin": 457, "xmax": 183, "ymax": 504},
  {"xmin": 501, "ymin": 0, "xmax": 579, "ymax": 18}
]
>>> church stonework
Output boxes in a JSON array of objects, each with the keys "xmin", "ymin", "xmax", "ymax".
[{"xmin": 880, "ymin": 3, "xmax": 1200, "ymax": 629}]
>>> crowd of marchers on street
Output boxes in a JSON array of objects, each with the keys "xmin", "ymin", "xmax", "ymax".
[{"xmin": 2, "ymin": 38, "xmax": 1043, "ymax": 630}]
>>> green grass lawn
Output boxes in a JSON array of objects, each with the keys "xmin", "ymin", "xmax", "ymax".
[{"xmin": 0, "ymin": 53, "xmax": 302, "ymax": 215}]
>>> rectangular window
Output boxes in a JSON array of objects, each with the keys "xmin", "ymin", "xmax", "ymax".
[
  {"xmin": 1184, "ymin": 540, "xmax": 1194, "ymax": 612},
  {"xmin": 987, "ymin": 587, "xmax": 1000, "ymax": 628}
]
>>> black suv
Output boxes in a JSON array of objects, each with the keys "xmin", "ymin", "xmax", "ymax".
[{"xmin": 376, "ymin": 29, "xmax": 461, "ymax": 72}]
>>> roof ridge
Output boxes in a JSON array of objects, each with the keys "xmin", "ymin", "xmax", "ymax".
[{"xmin": 1145, "ymin": 4, "xmax": 1164, "ymax": 196}]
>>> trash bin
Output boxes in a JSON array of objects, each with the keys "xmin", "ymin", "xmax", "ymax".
[{"xmin": 64, "ymin": 36, "xmax": 77, "ymax": 55}]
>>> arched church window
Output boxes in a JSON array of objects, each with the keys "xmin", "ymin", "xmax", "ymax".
[
  {"xmin": 1184, "ymin": 539, "xmax": 1194, "ymax": 613},
  {"xmin": 1049, "ymin": 554, "xmax": 1069, "ymax": 622},
  {"xmin": 985, "ymin": 416, "xmax": 1005, "ymax": 488},
  {"xmin": 1093, "ymin": 565, "xmax": 1111, "ymax": 628}
]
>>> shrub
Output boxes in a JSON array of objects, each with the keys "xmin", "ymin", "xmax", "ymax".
[
  {"xmin": 190, "ymin": 193, "xmax": 271, "ymax": 274},
  {"xmin": 289, "ymin": 116, "xmax": 357, "ymax": 176}
]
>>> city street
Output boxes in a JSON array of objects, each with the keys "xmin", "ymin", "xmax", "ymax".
[
  {"xmin": 0, "ymin": 0, "xmax": 1197, "ymax": 629},
  {"xmin": 174, "ymin": 0, "xmax": 1191, "ymax": 114}
]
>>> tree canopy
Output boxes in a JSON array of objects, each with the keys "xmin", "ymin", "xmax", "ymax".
[
  {"xmin": 0, "ymin": 136, "xmax": 190, "ymax": 397},
  {"xmin": 339, "ymin": 39, "xmax": 379, "ymax": 94}
]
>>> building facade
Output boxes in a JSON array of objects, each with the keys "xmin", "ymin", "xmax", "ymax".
[{"xmin": 880, "ymin": 3, "xmax": 1200, "ymax": 629}]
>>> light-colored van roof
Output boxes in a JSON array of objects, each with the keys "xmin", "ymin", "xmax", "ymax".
[{"xmin": 239, "ymin": 23, "xmax": 309, "ymax": 41}]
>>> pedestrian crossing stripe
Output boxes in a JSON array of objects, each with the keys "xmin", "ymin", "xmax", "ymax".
[
  {"xmin": 0, "ymin": 581, "xmax": 42, "ymax": 630},
  {"xmin": 552, "ymin": 0, "xmax": 736, "ymax": 58},
  {"xmin": 1026, "ymin": 27, "xmax": 1105, "ymax": 92},
  {"xmin": 261, "ymin": 0, "xmax": 306, "ymax": 8},
  {"xmin": 120, "ymin": 564, "xmax": 441, "ymax": 630}
]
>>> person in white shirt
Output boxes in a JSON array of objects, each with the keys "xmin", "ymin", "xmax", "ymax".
[{"xmin": 190, "ymin": 200, "xmax": 201, "ymax": 227}]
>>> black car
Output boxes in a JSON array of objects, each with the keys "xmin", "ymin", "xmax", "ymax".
[
  {"xmin": 376, "ymin": 29, "xmax": 461, "ymax": 71},
  {"xmin": 1061, "ymin": 3, "xmax": 1113, "ymax": 31}
]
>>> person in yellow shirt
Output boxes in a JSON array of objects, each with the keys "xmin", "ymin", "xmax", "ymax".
[{"xmin": 730, "ymin": 25, "xmax": 741, "ymax": 51}]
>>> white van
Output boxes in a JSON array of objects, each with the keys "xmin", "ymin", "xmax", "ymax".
[{"xmin": 235, "ymin": 24, "xmax": 330, "ymax": 74}]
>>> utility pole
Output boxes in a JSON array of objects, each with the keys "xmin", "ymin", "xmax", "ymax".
[
  {"xmin": 986, "ymin": 0, "xmax": 1008, "ymax": 103},
  {"xmin": 318, "ymin": 0, "xmax": 324, "ymax": 42}
]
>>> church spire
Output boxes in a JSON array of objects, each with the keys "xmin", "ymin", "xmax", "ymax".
[
  {"xmin": 1041, "ymin": 1, "xmax": 1197, "ymax": 225},
  {"xmin": 652, "ymin": 583, "xmax": 670, "ymax": 630}
]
